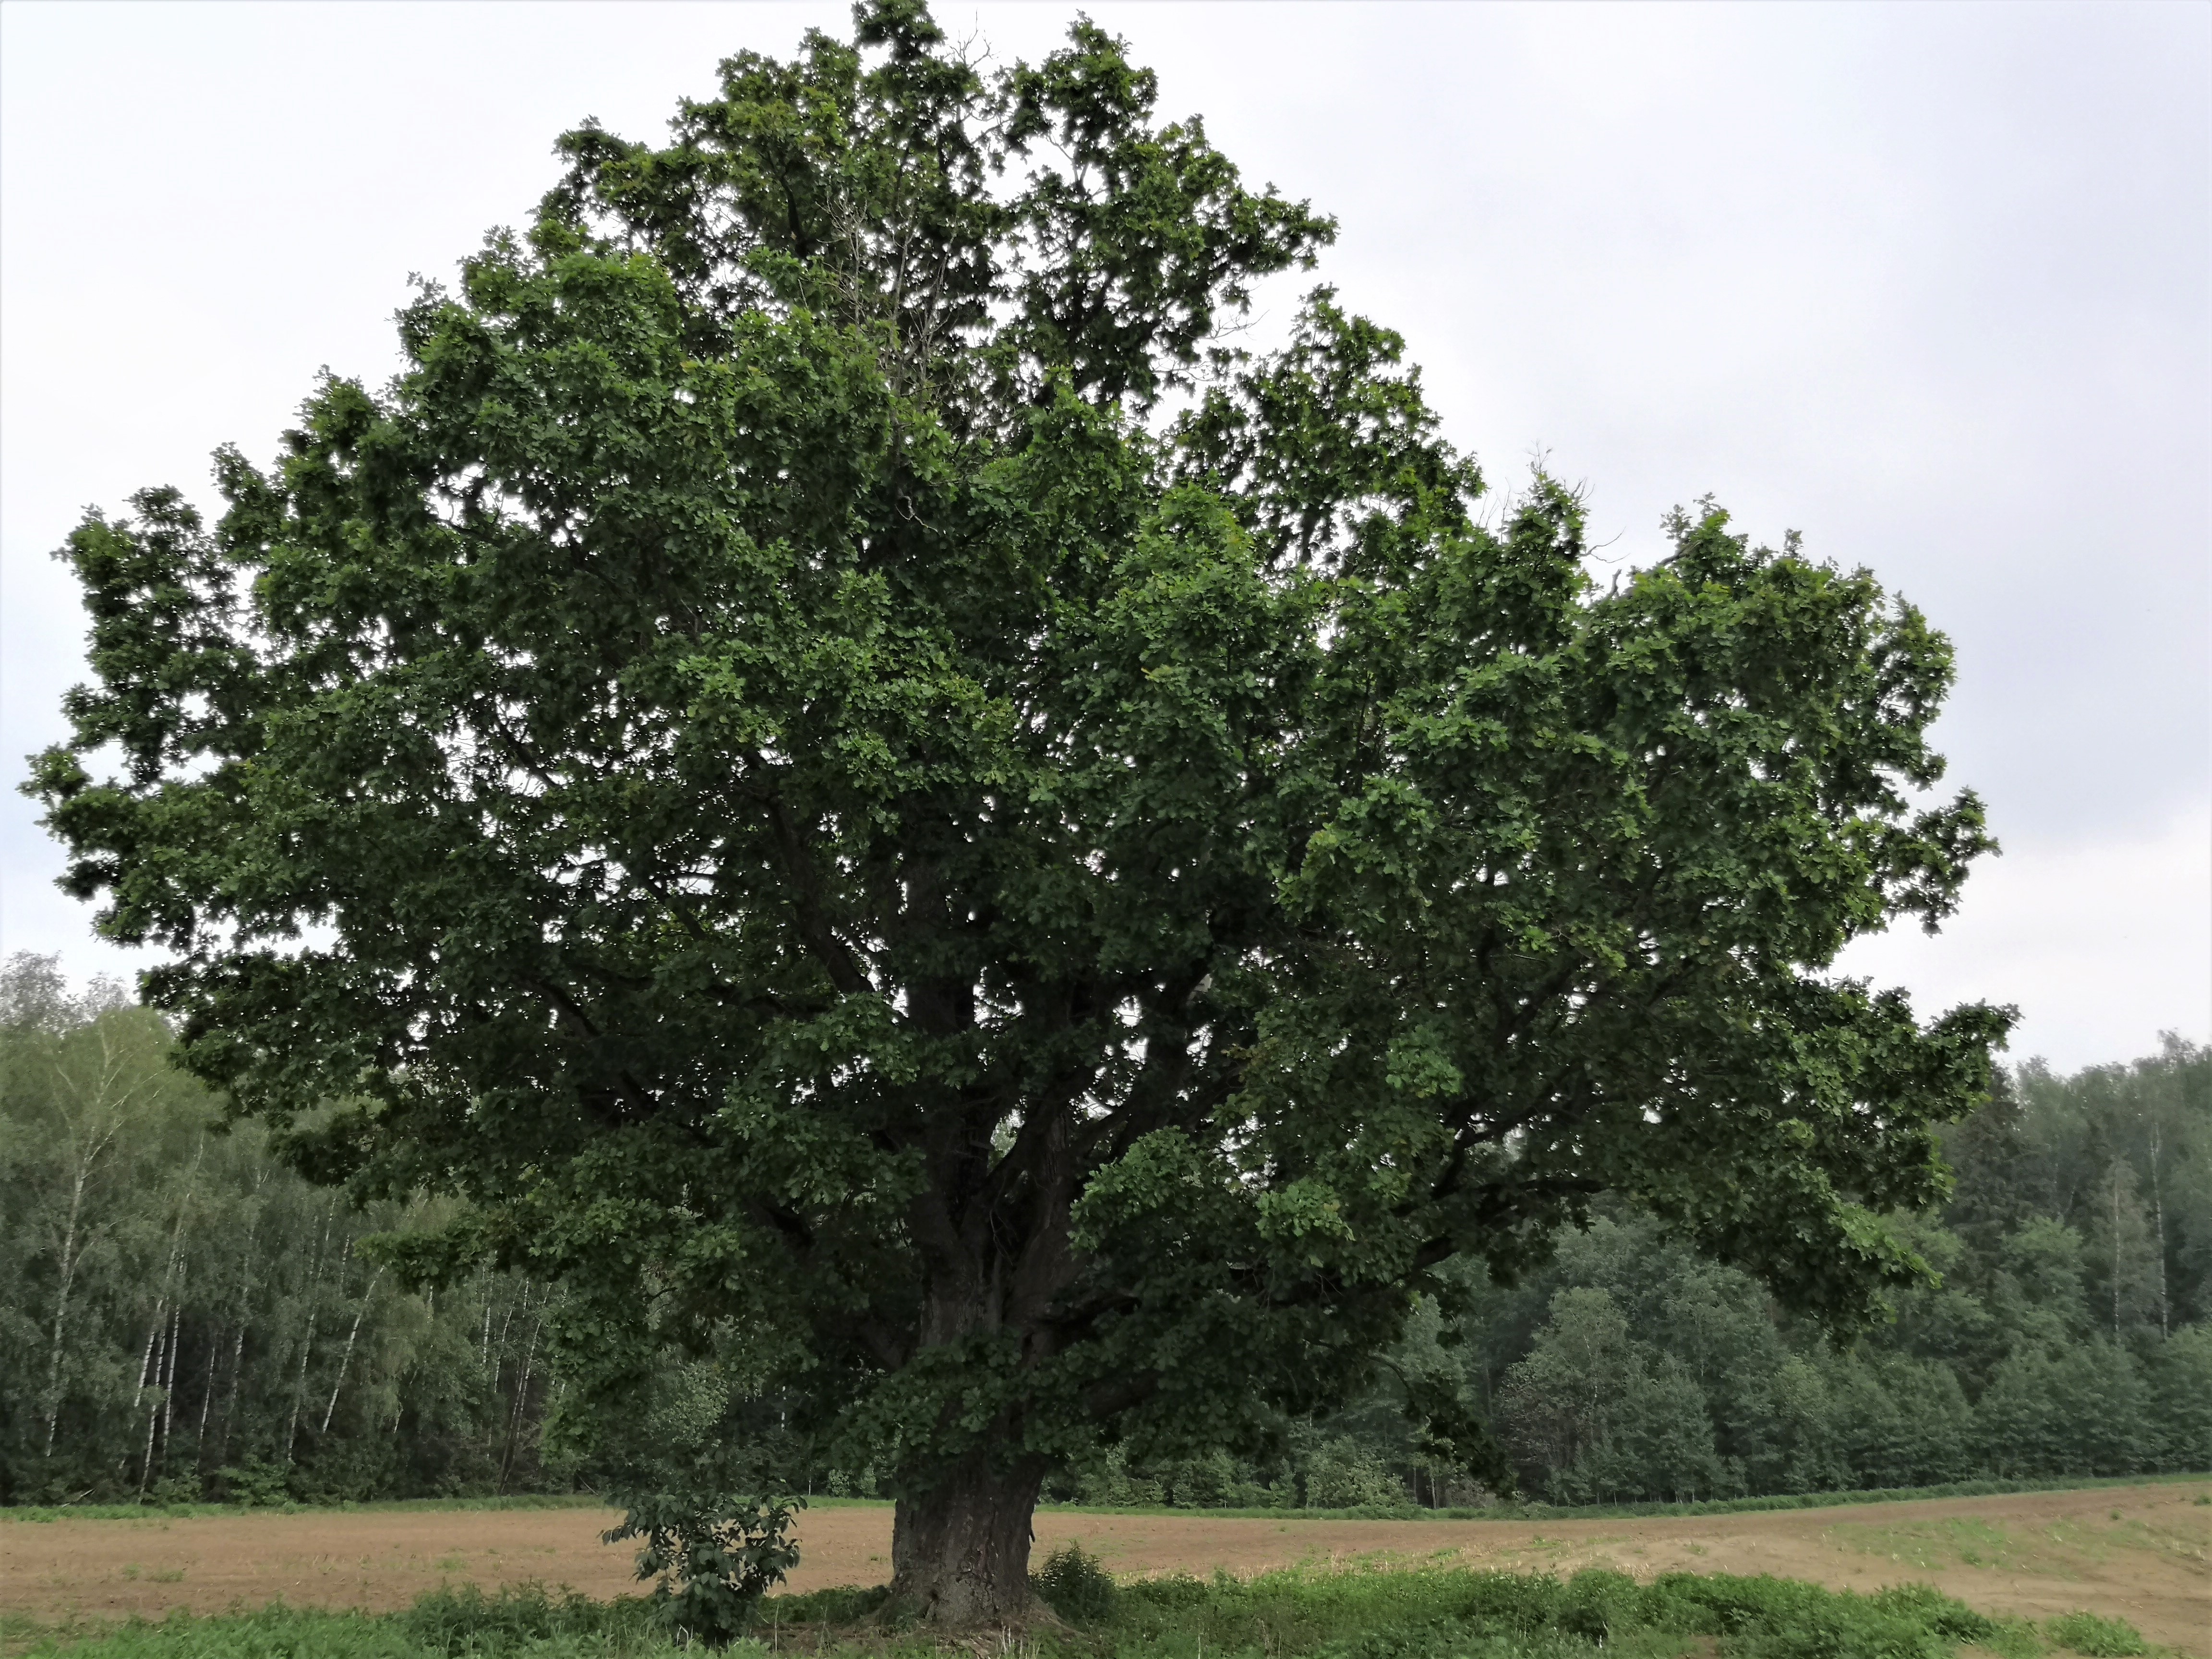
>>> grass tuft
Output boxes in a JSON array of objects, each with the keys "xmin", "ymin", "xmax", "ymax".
[{"xmin": 2044, "ymin": 1610, "xmax": 2151, "ymax": 1657}]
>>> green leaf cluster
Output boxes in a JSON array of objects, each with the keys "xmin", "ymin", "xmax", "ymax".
[{"xmin": 602, "ymin": 1491, "xmax": 804, "ymax": 1642}]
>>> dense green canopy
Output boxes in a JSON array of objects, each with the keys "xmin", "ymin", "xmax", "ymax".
[{"xmin": 29, "ymin": 0, "xmax": 2008, "ymax": 1621}]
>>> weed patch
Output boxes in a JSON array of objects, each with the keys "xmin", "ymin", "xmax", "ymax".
[{"xmin": 2043, "ymin": 1611, "xmax": 2150, "ymax": 1657}]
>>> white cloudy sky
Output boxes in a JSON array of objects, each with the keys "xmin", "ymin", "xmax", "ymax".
[{"xmin": 1, "ymin": 1, "xmax": 2204, "ymax": 1073}]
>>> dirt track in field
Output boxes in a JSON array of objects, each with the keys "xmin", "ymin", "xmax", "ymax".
[{"xmin": 4, "ymin": 1482, "xmax": 2206, "ymax": 1652}]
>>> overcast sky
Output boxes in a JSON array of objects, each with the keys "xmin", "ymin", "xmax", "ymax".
[{"xmin": 1, "ymin": 1, "xmax": 2205, "ymax": 1073}]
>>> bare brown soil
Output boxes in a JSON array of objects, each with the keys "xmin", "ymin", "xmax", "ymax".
[{"xmin": 3, "ymin": 1481, "xmax": 2205, "ymax": 1651}]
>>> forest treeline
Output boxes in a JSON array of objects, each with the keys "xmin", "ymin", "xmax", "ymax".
[
  {"xmin": 0, "ymin": 957, "xmax": 562, "ymax": 1505},
  {"xmin": 2, "ymin": 951, "xmax": 2205, "ymax": 1509}
]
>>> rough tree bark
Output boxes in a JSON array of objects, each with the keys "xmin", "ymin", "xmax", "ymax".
[
  {"xmin": 873, "ymin": 1092, "xmax": 1080, "ymax": 1627},
  {"xmin": 886, "ymin": 1452, "xmax": 1047, "ymax": 1626}
]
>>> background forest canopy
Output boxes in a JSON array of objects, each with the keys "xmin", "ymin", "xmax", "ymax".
[{"xmin": 4, "ymin": 950, "xmax": 2205, "ymax": 1512}]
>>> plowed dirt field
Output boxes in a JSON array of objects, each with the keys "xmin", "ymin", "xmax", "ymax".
[{"xmin": 4, "ymin": 1481, "xmax": 2206, "ymax": 1651}]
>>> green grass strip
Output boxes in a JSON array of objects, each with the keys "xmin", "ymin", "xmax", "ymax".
[{"xmin": 3, "ymin": 1564, "xmax": 2169, "ymax": 1659}]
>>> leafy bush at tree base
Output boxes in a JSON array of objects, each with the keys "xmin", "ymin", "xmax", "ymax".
[
  {"xmin": 1032, "ymin": 1541, "xmax": 1119, "ymax": 1624},
  {"xmin": 601, "ymin": 1492, "xmax": 803, "ymax": 1644}
]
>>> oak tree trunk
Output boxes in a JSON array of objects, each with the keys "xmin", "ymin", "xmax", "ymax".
[
  {"xmin": 879, "ymin": 1086, "xmax": 1075, "ymax": 1627},
  {"xmin": 886, "ymin": 1453, "xmax": 1045, "ymax": 1626}
]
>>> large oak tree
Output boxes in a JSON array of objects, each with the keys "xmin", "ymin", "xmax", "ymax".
[{"xmin": 30, "ymin": 0, "xmax": 2009, "ymax": 1623}]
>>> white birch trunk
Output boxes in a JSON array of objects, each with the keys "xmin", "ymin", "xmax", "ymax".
[
  {"xmin": 194, "ymin": 1324, "xmax": 220, "ymax": 1464},
  {"xmin": 159, "ymin": 1292, "xmax": 184, "ymax": 1473},
  {"xmin": 41, "ymin": 1166, "xmax": 92, "ymax": 1456},
  {"xmin": 2112, "ymin": 1168, "xmax": 2123, "ymax": 1340},
  {"xmin": 138, "ymin": 1311, "xmax": 168, "ymax": 1497},
  {"xmin": 284, "ymin": 1203, "xmax": 336, "ymax": 1463},
  {"xmin": 2148, "ymin": 1122, "xmax": 2168, "ymax": 1338},
  {"xmin": 497, "ymin": 1302, "xmax": 544, "ymax": 1492},
  {"xmin": 216, "ymin": 1169, "xmax": 269, "ymax": 1467},
  {"xmin": 133, "ymin": 1312, "xmax": 164, "ymax": 1414},
  {"xmin": 321, "ymin": 1266, "xmax": 385, "ymax": 1434},
  {"xmin": 40, "ymin": 1019, "xmax": 157, "ymax": 1455},
  {"xmin": 218, "ymin": 1322, "xmax": 248, "ymax": 1467}
]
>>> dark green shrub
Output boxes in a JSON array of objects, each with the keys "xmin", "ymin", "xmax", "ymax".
[
  {"xmin": 1032, "ymin": 1541, "xmax": 1119, "ymax": 1624},
  {"xmin": 215, "ymin": 1458, "xmax": 290, "ymax": 1507},
  {"xmin": 2045, "ymin": 1611, "xmax": 2149, "ymax": 1656},
  {"xmin": 1556, "ymin": 1569, "xmax": 1640, "ymax": 1638},
  {"xmin": 1639, "ymin": 1572, "xmax": 1993, "ymax": 1659},
  {"xmin": 1123, "ymin": 1572, "xmax": 1214, "ymax": 1611},
  {"xmin": 1867, "ymin": 1583, "xmax": 1998, "ymax": 1641},
  {"xmin": 400, "ymin": 1582, "xmax": 636, "ymax": 1652},
  {"xmin": 1310, "ymin": 1621, "xmax": 1560, "ymax": 1659}
]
